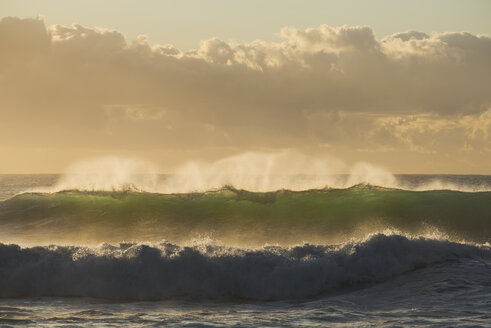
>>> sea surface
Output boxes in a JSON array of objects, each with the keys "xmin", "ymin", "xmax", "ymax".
[{"xmin": 0, "ymin": 174, "xmax": 490, "ymax": 327}]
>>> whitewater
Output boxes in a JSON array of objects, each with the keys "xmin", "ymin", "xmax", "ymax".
[{"xmin": 0, "ymin": 163, "xmax": 490, "ymax": 326}]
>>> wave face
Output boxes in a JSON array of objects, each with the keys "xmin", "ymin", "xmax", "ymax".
[
  {"xmin": 1, "ymin": 186, "xmax": 490, "ymax": 245},
  {"xmin": 0, "ymin": 234, "xmax": 488, "ymax": 300}
]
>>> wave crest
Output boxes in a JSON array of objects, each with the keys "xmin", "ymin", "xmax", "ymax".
[{"xmin": 2, "ymin": 187, "xmax": 490, "ymax": 245}]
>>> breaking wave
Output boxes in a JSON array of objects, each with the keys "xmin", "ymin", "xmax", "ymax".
[{"xmin": 0, "ymin": 234, "xmax": 488, "ymax": 300}]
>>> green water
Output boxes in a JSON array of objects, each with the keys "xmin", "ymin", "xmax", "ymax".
[{"xmin": 1, "ymin": 185, "xmax": 490, "ymax": 245}]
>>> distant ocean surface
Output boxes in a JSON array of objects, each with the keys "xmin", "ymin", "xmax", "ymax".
[{"xmin": 0, "ymin": 174, "xmax": 490, "ymax": 327}]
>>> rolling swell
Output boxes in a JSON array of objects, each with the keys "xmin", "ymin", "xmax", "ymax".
[
  {"xmin": 0, "ymin": 234, "xmax": 489, "ymax": 300},
  {"xmin": 0, "ymin": 185, "xmax": 490, "ymax": 244}
]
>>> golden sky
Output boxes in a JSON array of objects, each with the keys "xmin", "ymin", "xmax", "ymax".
[{"xmin": 0, "ymin": 2, "xmax": 490, "ymax": 173}]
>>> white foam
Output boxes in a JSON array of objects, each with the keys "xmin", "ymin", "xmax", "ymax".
[{"xmin": 0, "ymin": 234, "xmax": 488, "ymax": 300}]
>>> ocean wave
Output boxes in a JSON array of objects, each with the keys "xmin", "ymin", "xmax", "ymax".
[
  {"xmin": 1, "ymin": 186, "xmax": 490, "ymax": 244},
  {"xmin": 0, "ymin": 234, "xmax": 488, "ymax": 300}
]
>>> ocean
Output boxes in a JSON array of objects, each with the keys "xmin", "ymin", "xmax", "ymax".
[{"xmin": 0, "ymin": 174, "xmax": 490, "ymax": 327}]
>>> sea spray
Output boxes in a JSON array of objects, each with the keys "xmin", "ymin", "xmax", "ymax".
[
  {"xmin": 40, "ymin": 153, "xmax": 399, "ymax": 193},
  {"xmin": 51, "ymin": 156, "xmax": 160, "ymax": 192},
  {"xmin": 30, "ymin": 154, "xmax": 491, "ymax": 195}
]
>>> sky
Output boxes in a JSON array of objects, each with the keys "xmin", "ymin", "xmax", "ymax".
[
  {"xmin": 0, "ymin": 1, "xmax": 490, "ymax": 173},
  {"xmin": 2, "ymin": 0, "xmax": 491, "ymax": 50}
]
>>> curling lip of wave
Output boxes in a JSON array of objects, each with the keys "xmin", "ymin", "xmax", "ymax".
[
  {"xmin": 28, "ymin": 180, "xmax": 491, "ymax": 195},
  {"xmin": 0, "ymin": 234, "xmax": 489, "ymax": 300}
]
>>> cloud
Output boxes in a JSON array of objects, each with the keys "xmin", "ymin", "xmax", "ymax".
[{"xmin": 0, "ymin": 17, "xmax": 490, "ymax": 172}]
